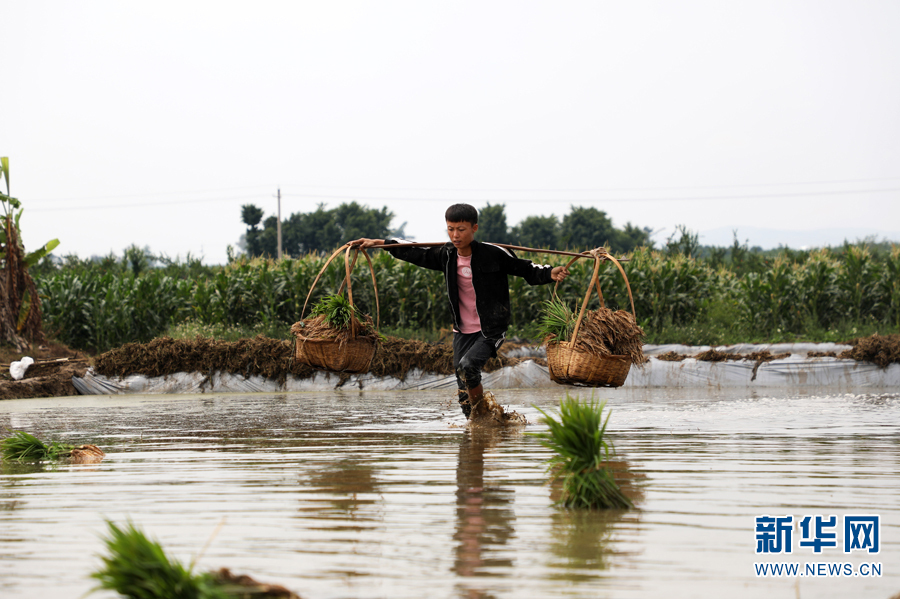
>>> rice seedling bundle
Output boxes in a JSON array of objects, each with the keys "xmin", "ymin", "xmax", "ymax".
[
  {"xmin": 296, "ymin": 294, "xmax": 379, "ymax": 344},
  {"xmin": 541, "ymin": 298, "xmax": 645, "ymax": 363},
  {"xmin": 92, "ymin": 521, "xmax": 300, "ymax": 599},
  {"xmin": 292, "ymin": 294, "xmax": 379, "ymax": 374},
  {"xmin": 293, "ymin": 293, "xmax": 377, "ymax": 342},
  {"xmin": 91, "ymin": 521, "xmax": 230, "ymax": 599},
  {"xmin": 532, "ymin": 395, "xmax": 632, "ymax": 509},
  {"xmin": 577, "ymin": 307, "xmax": 646, "ymax": 365},
  {"xmin": 1, "ymin": 429, "xmax": 77, "ymax": 461}
]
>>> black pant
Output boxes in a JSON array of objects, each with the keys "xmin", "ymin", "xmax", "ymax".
[{"xmin": 453, "ymin": 331, "xmax": 504, "ymax": 391}]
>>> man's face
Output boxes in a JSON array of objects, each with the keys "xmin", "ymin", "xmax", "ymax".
[{"xmin": 446, "ymin": 221, "xmax": 478, "ymax": 251}]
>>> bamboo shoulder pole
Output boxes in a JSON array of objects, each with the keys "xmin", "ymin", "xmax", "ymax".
[{"xmin": 363, "ymin": 241, "xmax": 629, "ymax": 262}]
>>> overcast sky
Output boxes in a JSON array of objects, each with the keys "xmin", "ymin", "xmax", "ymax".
[{"xmin": 6, "ymin": 1, "xmax": 900, "ymax": 264}]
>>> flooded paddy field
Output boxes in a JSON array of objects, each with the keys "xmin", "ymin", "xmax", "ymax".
[{"xmin": 1, "ymin": 387, "xmax": 898, "ymax": 599}]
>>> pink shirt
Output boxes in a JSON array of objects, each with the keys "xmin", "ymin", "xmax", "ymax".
[{"xmin": 455, "ymin": 254, "xmax": 482, "ymax": 333}]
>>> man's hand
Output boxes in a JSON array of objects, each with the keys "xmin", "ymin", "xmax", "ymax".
[
  {"xmin": 348, "ymin": 238, "xmax": 384, "ymax": 249},
  {"xmin": 550, "ymin": 266, "xmax": 570, "ymax": 282}
]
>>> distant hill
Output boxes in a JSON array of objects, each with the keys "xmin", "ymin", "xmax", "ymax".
[{"xmin": 671, "ymin": 226, "xmax": 900, "ymax": 250}]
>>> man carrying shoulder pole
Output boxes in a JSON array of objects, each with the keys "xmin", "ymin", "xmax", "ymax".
[{"xmin": 351, "ymin": 203, "xmax": 569, "ymax": 419}]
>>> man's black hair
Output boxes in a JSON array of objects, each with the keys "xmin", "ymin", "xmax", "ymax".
[{"xmin": 445, "ymin": 203, "xmax": 478, "ymax": 225}]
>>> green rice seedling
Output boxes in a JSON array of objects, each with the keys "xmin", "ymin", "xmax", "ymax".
[
  {"xmin": 537, "ymin": 296, "xmax": 575, "ymax": 342},
  {"xmin": 91, "ymin": 520, "xmax": 229, "ymax": 599},
  {"xmin": 0, "ymin": 430, "xmax": 73, "ymax": 461},
  {"xmin": 532, "ymin": 395, "xmax": 633, "ymax": 509},
  {"xmin": 311, "ymin": 293, "xmax": 363, "ymax": 330}
]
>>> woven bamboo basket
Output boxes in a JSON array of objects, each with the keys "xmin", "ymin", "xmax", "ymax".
[
  {"xmin": 294, "ymin": 334, "xmax": 376, "ymax": 374},
  {"xmin": 292, "ymin": 244, "xmax": 381, "ymax": 374},
  {"xmin": 545, "ymin": 249, "xmax": 637, "ymax": 387},
  {"xmin": 546, "ymin": 342, "xmax": 631, "ymax": 387}
]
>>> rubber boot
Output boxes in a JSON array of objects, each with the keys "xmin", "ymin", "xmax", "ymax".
[
  {"xmin": 467, "ymin": 383, "xmax": 484, "ymax": 415},
  {"xmin": 457, "ymin": 390, "xmax": 471, "ymax": 418}
]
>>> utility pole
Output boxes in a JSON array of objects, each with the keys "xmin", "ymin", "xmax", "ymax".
[{"xmin": 276, "ymin": 187, "xmax": 282, "ymax": 260}]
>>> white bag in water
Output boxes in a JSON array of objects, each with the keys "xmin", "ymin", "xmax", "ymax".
[{"xmin": 10, "ymin": 356, "xmax": 34, "ymax": 380}]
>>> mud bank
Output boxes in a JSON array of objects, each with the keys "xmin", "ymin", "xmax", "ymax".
[
  {"xmin": 0, "ymin": 358, "xmax": 89, "ymax": 400},
  {"xmin": 89, "ymin": 335, "xmax": 540, "ymax": 380},
  {"xmin": 3, "ymin": 334, "xmax": 899, "ymax": 399},
  {"xmin": 2, "ymin": 336, "xmax": 539, "ymax": 399}
]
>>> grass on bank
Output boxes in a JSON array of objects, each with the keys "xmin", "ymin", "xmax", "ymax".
[
  {"xmin": 162, "ymin": 317, "xmax": 891, "ymax": 348},
  {"xmin": 531, "ymin": 395, "xmax": 633, "ymax": 510},
  {"xmin": 163, "ymin": 319, "xmax": 447, "ymax": 344},
  {"xmin": 642, "ymin": 317, "xmax": 889, "ymax": 346}
]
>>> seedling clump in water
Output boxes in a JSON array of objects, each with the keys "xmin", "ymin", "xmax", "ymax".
[
  {"xmin": 532, "ymin": 395, "xmax": 633, "ymax": 509},
  {"xmin": 92, "ymin": 521, "xmax": 229, "ymax": 599},
  {"xmin": 92, "ymin": 520, "xmax": 300, "ymax": 598},
  {"xmin": 0, "ymin": 429, "xmax": 103, "ymax": 462}
]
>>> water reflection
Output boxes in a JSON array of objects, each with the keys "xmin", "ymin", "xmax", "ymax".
[
  {"xmin": 453, "ymin": 428, "xmax": 517, "ymax": 598},
  {"xmin": 0, "ymin": 461, "xmax": 46, "ymax": 477},
  {"xmin": 545, "ymin": 458, "xmax": 642, "ymax": 581},
  {"xmin": 0, "ymin": 460, "xmax": 46, "ymax": 516},
  {"xmin": 304, "ymin": 459, "xmax": 382, "ymax": 523},
  {"xmin": 547, "ymin": 509, "xmax": 619, "ymax": 580}
]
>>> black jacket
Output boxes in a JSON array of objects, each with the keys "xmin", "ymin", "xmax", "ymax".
[{"xmin": 384, "ymin": 239, "xmax": 555, "ymax": 338}]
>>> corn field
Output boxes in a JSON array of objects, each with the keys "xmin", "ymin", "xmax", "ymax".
[{"xmin": 35, "ymin": 244, "xmax": 900, "ymax": 352}]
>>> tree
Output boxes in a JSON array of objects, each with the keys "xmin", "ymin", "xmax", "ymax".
[
  {"xmin": 614, "ymin": 222, "xmax": 654, "ymax": 253},
  {"xmin": 240, "ymin": 202, "xmax": 395, "ymax": 257},
  {"xmin": 665, "ymin": 224, "xmax": 700, "ymax": 258},
  {"xmin": 556, "ymin": 206, "xmax": 654, "ymax": 254},
  {"xmin": 284, "ymin": 204, "xmax": 342, "ymax": 255},
  {"xmin": 240, "ymin": 204, "xmax": 264, "ymax": 228},
  {"xmin": 240, "ymin": 204, "xmax": 265, "ymax": 257},
  {"xmin": 559, "ymin": 206, "xmax": 617, "ymax": 251},
  {"xmin": 510, "ymin": 214, "xmax": 560, "ymax": 249},
  {"xmin": 123, "ymin": 244, "xmax": 154, "ymax": 276},
  {"xmin": 0, "ymin": 157, "xmax": 60, "ymax": 350},
  {"xmin": 332, "ymin": 202, "xmax": 393, "ymax": 244},
  {"xmin": 474, "ymin": 203, "xmax": 511, "ymax": 244}
]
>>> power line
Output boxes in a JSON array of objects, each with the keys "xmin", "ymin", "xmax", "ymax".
[
  {"xmin": 25, "ymin": 184, "xmax": 900, "ymax": 212},
  {"xmin": 281, "ymin": 187, "xmax": 900, "ymax": 203},
  {"xmin": 279, "ymin": 175, "xmax": 900, "ymax": 194},
  {"xmin": 31, "ymin": 185, "xmax": 274, "ymax": 202},
  {"xmin": 29, "ymin": 194, "xmax": 266, "ymax": 212},
  {"xmin": 28, "ymin": 174, "xmax": 900, "ymax": 202}
]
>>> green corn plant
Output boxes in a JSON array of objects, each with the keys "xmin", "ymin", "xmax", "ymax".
[
  {"xmin": 622, "ymin": 248, "xmax": 716, "ymax": 331},
  {"xmin": 880, "ymin": 245, "xmax": 900, "ymax": 329},
  {"xmin": 736, "ymin": 256, "xmax": 802, "ymax": 337},
  {"xmin": 795, "ymin": 250, "xmax": 842, "ymax": 330},
  {"xmin": 531, "ymin": 395, "xmax": 633, "ymax": 510},
  {"xmin": 33, "ymin": 239, "xmax": 900, "ymax": 352},
  {"xmin": 838, "ymin": 244, "xmax": 881, "ymax": 324}
]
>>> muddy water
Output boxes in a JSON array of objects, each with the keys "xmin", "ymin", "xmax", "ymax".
[{"xmin": 1, "ymin": 387, "xmax": 898, "ymax": 599}]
